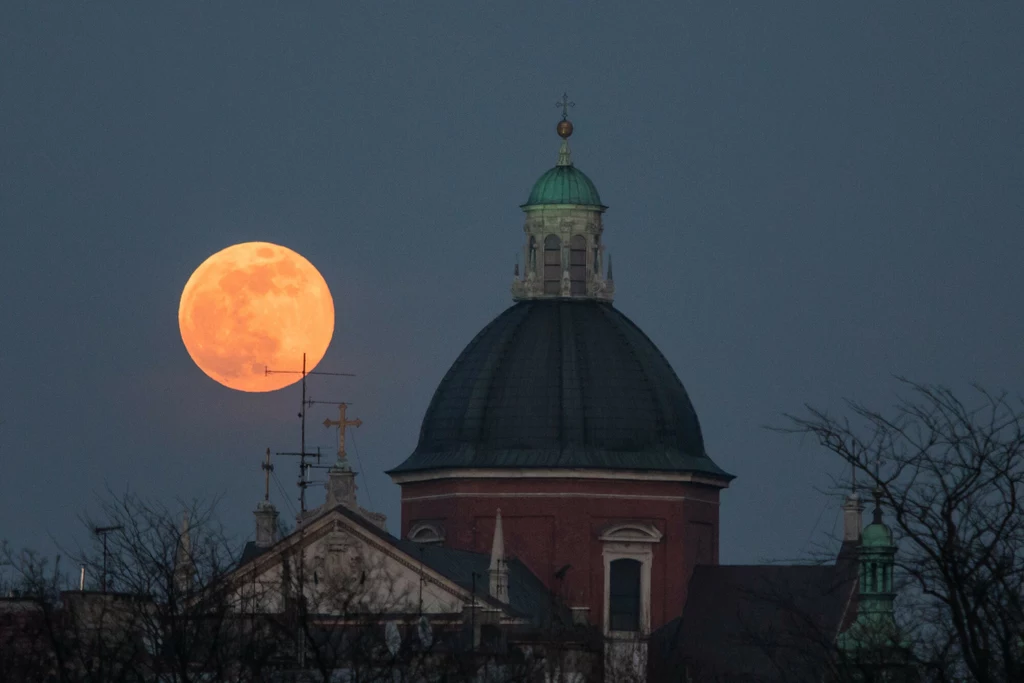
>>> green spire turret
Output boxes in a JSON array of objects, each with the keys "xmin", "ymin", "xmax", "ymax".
[{"xmin": 839, "ymin": 488, "xmax": 903, "ymax": 654}]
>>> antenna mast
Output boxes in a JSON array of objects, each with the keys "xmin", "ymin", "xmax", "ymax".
[
  {"xmin": 93, "ymin": 525, "xmax": 124, "ymax": 593},
  {"xmin": 264, "ymin": 353, "xmax": 355, "ymax": 518},
  {"xmin": 261, "ymin": 448, "xmax": 274, "ymax": 502}
]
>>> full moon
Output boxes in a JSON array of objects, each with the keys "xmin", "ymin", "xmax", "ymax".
[{"xmin": 178, "ymin": 242, "xmax": 335, "ymax": 392}]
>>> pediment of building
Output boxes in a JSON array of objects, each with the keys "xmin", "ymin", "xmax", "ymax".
[{"xmin": 228, "ymin": 505, "xmax": 504, "ymax": 618}]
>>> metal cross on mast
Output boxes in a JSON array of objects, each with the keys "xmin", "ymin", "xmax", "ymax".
[{"xmin": 264, "ymin": 352, "xmax": 355, "ymax": 515}]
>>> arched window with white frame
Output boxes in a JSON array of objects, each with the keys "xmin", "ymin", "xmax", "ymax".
[{"xmin": 600, "ymin": 522, "xmax": 662, "ymax": 636}]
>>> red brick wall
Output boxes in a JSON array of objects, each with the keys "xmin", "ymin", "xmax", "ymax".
[{"xmin": 397, "ymin": 475, "xmax": 723, "ymax": 632}]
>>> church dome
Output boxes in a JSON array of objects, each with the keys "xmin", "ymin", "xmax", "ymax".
[
  {"xmin": 862, "ymin": 522, "xmax": 893, "ymax": 547},
  {"xmin": 389, "ymin": 299, "xmax": 731, "ymax": 479},
  {"xmin": 523, "ymin": 165, "xmax": 604, "ymax": 209}
]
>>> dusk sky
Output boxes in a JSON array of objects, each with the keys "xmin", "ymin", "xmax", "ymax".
[{"xmin": 2, "ymin": 3, "xmax": 1022, "ymax": 568}]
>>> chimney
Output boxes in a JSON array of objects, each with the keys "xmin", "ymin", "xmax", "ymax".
[
  {"xmin": 254, "ymin": 501, "xmax": 280, "ymax": 548},
  {"xmin": 489, "ymin": 509, "xmax": 509, "ymax": 603},
  {"xmin": 842, "ymin": 492, "xmax": 864, "ymax": 543}
]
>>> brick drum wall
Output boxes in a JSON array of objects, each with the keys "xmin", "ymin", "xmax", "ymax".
[{"xmin": 398, "ymin": 475, "xmax": 723, "ymax": 632}]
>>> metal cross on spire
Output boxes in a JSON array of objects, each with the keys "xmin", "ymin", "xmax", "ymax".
[
  {"xmin": 323, "ymin": 403, "xmax": 362, "ymax": 465},
  {"xmin": 555, "ymin": 92, "xmax": 575, "ymax": 120}
]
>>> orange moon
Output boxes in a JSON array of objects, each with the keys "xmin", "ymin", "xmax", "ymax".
[{"xmin": 178, "ymin": 242, "xmax": 335, "ymax": 392}]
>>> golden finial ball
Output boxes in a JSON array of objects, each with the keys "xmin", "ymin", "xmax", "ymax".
[{"xmin": 557, "ymin": 119, "xmax": 574, "ymax": 139}]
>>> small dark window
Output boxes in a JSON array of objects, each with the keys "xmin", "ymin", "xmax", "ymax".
[
  {"xmin": 569, "ymin": 235, "xmax": 587, "ymax": 295},
  {"xmin": 608, "ymin": 558, "xmax": 641, "ymax": 632},
  {"xmin": 543, "ymin": 235, "xmax": 561, "ymax": 294}
]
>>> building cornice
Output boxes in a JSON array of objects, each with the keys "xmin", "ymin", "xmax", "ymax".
[
  {"xmin": 401, "ymin": 491, "xmax": 720, "ymax": 505},
  {"xmin": 390, "ymin": 467, "xmax": 731, "ymax": 489},
  {"xmin": 520, "ymin": 203, "xmax": 607, "ymax": 213}
]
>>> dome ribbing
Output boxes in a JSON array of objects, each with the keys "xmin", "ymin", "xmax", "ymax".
[
  {"xmin": 388, "ymin": 299, "xmax": 731, "ymax": 479},
  {"xmin": 522, "ymin": 165, "xmax": 604, "ymax": 209}
]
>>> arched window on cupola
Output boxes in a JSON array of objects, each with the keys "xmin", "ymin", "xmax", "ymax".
[
  {"xmin": 543, "ymin": 235, "xmax": 561, "ymax": 295},
  {"xmin": 608, "ymin": 558, "xmax": 642, "ymax": 632},
  {"xmin": 569, "ymin": 235, "xmax": 587, "ymax": 295}
]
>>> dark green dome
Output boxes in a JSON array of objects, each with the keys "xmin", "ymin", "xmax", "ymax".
[
  {"xmin": 523, "ymin": 165, "xmax": 604, "ymax": 209},
  {"xmin": 389, "ymin": 299, "xmax": 732, "ymax": 479}
]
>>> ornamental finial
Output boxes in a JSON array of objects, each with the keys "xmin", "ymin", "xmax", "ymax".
[{"xmin": 555, "ymin": 92, "xmax": 574, "ymax": 139}]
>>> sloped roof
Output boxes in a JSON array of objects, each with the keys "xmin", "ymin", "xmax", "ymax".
[
  {"xmin": 235, "ymin": 505, "xmax": 558, "ymax": 626},
  {"xmin": 649, "ymin": 564, "xmax": 856, "ymax": 683},
  {"xmin": 238, "ymin": 540, "xmax": 269, "ymax": 565},
  {"xmin": 393, "ymin": 540, "xmax": 566, "ymax": 627}
]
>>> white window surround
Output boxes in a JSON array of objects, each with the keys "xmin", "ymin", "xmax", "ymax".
[
  {"xmin": 600, "ymin": 522, "xmax": 662, "ymax": 636},
  {"xmin": 598, "ymin": 523, "xmax": 663, "ymax": 544}
]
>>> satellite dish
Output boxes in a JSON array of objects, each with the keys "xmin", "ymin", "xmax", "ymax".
[
  {"xmin": 417, "ymin": 615, "xmax": 434, "ymax": 648},
  {"xmin": 385, "ymin": 621, "xmax": 401, "ymax": 656}
]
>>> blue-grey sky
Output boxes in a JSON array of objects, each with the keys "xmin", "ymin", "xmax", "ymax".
[{"xmin": 2, "ymin": 3, "xmax": 1022, "ymax": 566}]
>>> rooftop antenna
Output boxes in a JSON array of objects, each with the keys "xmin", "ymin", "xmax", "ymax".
[
  {"xmin": 274, "ymin": 445, "xmax": 324, "ymax": 515},
  {"xmin": 93, "ymin": 525, "xmax": 124, "ymax": 593},
  {"xmin": 264, "ymin": 353, "xmax": 355, "ymax": 516}
]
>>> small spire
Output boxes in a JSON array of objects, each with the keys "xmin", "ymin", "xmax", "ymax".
[
  {"xmin": 606, "ymin": 254, "xmax": 613, "ymax": 281},
  {"xmin": 489, "ymin": 508, "xmax": 505, "ymax": 571},
  {"xmin": 489, "ymin": 508, "xmax": 509, "ymax": 603}
]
